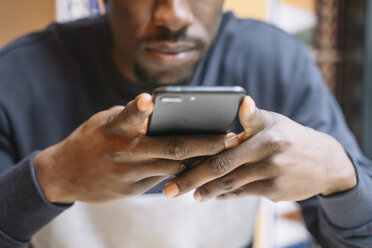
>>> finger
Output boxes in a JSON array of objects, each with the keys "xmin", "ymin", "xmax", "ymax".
[
  {"xmin": 110, "ymin": 93, "xmax": 154, "ymax": 129},
  {"xmin": 127, "ymin": 157, "xmax": 205, "ymax": 180},
  {"xmin": 194, "ymin": 159, "xmax": 277, "ymax": 201},
  {"xmin": 216, "ymin": 179, "xmax": 276, "ymax": 200},
  {"xmin": 136, "ymin": 159, "xmax": 189, "ymax": 178},
  {"xmin": 163, "ymin": 137, "xmax": 279, "ymax": 198},
  {"xmin": 139, "ymin": 133, "xmax": 239, "ymax": 161},
  {"xmin": 133, "ymin": 176, "xmax": 169, "ymax": 194},
  {"xmin": 238, "ymin": 96, "xmax": 270, "ymax": 139},
  {"xmin": 140, "ymin": 118, "xmax": 149, "ymax": 135}
]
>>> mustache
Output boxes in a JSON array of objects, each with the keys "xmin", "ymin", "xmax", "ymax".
[{"xmin": 140, "ymin": 32, "xmax": 205, "ymax": 49}]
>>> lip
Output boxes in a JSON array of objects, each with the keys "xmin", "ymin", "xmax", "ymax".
[
  {"xmin": 141, "ymin": 42, "xmax": 199, "ymax": 66},
  {"xmin": 145, "ymin": 41, "xmax": 197, "ymax": 53}
]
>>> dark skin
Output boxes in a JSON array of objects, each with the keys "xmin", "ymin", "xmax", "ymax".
[
  {"xmin": 164, "ymin": 96, "xmax": 356, "ymax": 202},
  {"xmin": 35, "ymin": 94, "xmax": 238, "ymax": 203},
  {"xmin": 108, "ymin": 0, "xmax": 224, "ymax": 85},
  {"xmin": 35, "ymin": 0, "xmax": 356, "ymax": 204}
]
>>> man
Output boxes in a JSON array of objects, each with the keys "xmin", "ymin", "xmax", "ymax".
[{"xmin": 0, "ymin": 0, "xmax": 371, "ymax": 247}]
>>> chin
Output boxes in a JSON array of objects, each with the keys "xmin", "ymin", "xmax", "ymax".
[
  {"xmin": 153, "ymin": 73, "xmax": 192, "ymax": 86},
  {"xmin": 134, "ymin": 63, "xmax": 196, "ymax": 86}
]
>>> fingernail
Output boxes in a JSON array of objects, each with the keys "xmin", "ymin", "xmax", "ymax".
[
  {"xmin": 194, "ymin": 189, "xmax": 202, "ymax": 202},
  {"xmin": 163, "ymin": 182, "xmax": 179, "ymax": 198},
  {"xmin": 137, "ymin": 96, "xmax": 149, "ymax": 112},
  {"xmin": 225, "ymin": 134, "xmax": 239, "ymax": 149},
  {"xmin": 137, "ymin": 94, "xmax": 153, "ymax": 113},
  {"xmin": 226, "ymin": 132, "xmax": 236, "ymax": 138},
  {"xmin": 238, "ymin": 131, "xmax": 249, "ymax": 141}
]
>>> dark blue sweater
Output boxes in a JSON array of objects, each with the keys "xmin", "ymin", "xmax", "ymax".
[{"xmin": 0, "ymin": 13, "xmax": 372, "ymax": 247}]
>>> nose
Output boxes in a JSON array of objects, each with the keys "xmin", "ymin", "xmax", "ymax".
[{"xmin": 153, "ymin": 0, "xmax": 194, "ymax": 33}]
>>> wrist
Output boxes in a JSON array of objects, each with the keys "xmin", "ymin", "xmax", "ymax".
[
  {"xmin": 34, "ymin": 145, "xmax": 74, "ymax": 204},
  {"xmin": 321, "ymin": 148, "xmax": 357, "ymax": 196}
]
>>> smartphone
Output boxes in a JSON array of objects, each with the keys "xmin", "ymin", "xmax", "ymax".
[{"xmin": 146, "ymin": 86, "xmax": 246, "ymax": 136}]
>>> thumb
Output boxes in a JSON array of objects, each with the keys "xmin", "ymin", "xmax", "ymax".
[
  {"xmin": 238, "ymin": 96, "xmax": 268, "ymax": 140},
  {"xmin": 113, "ymin": 93, "xmax": 154, "ymax": 128}
]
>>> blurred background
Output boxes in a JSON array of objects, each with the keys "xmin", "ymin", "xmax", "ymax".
[{"xmin": 0, "ymin": 0, "xmax": 370, "ymax": 247}]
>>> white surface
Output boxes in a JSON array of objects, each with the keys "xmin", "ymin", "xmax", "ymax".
[
  {"xmin": 266, "ymin": 0, "xmax": 280, "ymax": 24},
  {"xmin": 275, "ymin": 202, "xmax": 310, "ymax": 247},
  {"xmin": 32, "ymin": 192, "xmax": 260, "ymax": 248},
  {"xmin": 56, "ymin": 0, "xmax": 90, "ymax": 22},
  {"xmin": 265, "ymin": 0, "xmax": 316, "ymax": 34},
  {"xmin": 277, "ymin": 3, "xmax": 316, "ymax": 33}
]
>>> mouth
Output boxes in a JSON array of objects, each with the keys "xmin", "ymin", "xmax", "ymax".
[
  {"xmin": 141, "ymin": 41, "xmax": 199, "ymax": 66},
  {"xmin": 145, "ymin": 41, "xmax": 197, "ymax": 53}
]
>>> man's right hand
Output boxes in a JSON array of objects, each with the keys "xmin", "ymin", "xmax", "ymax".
[{"xmin": 33, "ymin": 93, "xmax": 239, "ymax": 204}]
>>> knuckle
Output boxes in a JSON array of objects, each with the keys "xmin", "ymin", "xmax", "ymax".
[
  {"xmin": 269, "ymin": 156, "xmax": 283, "ymax": 171},
  {"xmin": 127, "ymin": 168, "xmax": 140, "ymax": 179},
  {"xmin": 198, "ymin": 187, "xmax": 210, "ymax": 198},
  {"xmin": 206, "ymin": 142, "xmax": 220, "ymax": 154},
  {"xmin": 176, "ymin": 178, "xmax": 193, "ymax": 192},
  {"xmin": 267, "ymin": 156, "xmax": 279, "ymax": 166},
  {"xmin": 88, "ymin": 113, "xmax": 101, "ymax": 123},
  {"xmin": 274, "ymin": 139, "xmax": 289, "ymax": 152},
  {"xmin": 164, "ymin": 140, "xmax": 189, "ymax": 159},
  {"xmin": 169, "ymin": 162, "xmax": 188, "ymax": 176},
  {"xmin": 232, "ymin": 189, "xmax": 243, "ymax": 196},
  {"xmin": 268, "ymin": 190, "xmax": 283, "ymax": 202},
  {"xmin": 208, "ymin": 156, "xmax": 232, "ymax": 176},
  {"xmin": 110, "ymin": 137, "xmax": 142, "ymax": 162},
  {"xmin": 121, "ymin": 104, "xmax": 141, "ymax": 126},
  {"xmin": 268, "ymin": 112, "xmax": 281, "ymax": 126},
  {"xmin": 114, "ymin": 163, "xmax": 137, "ymax": 178},
  {"xmin": 218, "ymin": 193, "xmax": 228, "ymax": 199},
  {"xmin": 206, "ymin": 137, "xmax": 225, "ymax": 154},
  {"xmin": 83, "ymin": 116, "xmax": 107, "ymax": 136},
  {"xmin": 83, "ymin": 114, "xmax": 101, "ymax": 131},
  {"xmin": 105, "ymin": 110, "xmax": 121, "ymax": 128},
  {"xmin": 260, "ymin": 157, "xmax": 280, "ymax": 177},
  {"xmin": 80, "ymin": 120, "xmax": 90, "ymax": 133},
  {"xmin": 261, "ymin": 179, "xmax": 277, "ymax": 195},
  {"xmin": 262, "ymin": 131, "xmax": 288, "ymax": 152},
  {"xmin": 122, "ymin": 108, "xmax": 135, "ymax": 125},
  {"xmin": 111, "ymin": 150, "xmax": 134, "ymax": 163},
  {"xmin": 220, "ymin": 175, "xmax": 234, "ymax": 191}
]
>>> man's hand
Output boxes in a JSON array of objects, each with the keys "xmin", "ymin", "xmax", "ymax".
[
  {"xmin": 163, "ymin": 96, "xmax": 357, "ymax": 202},
  {"xmin": 34, "ymin": 93, "xmax": 239, "ymax": 204}
]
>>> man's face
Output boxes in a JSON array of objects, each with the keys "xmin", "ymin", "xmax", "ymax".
[{"xmin": 108, "ymin": 0, "xmax": 224, "ymax": 86}]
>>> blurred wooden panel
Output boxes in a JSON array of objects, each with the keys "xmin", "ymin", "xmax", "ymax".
[
  {"xmin": 0, "ymin": 0, "xmax": 266, "ymax": 47},
  {"xmin": 223, "ymin": 0, "xmax": 266, "ymax": 19},
  {"xmin": 282, "ymin": 0, "xmax": 315, "ymax": 11},
  {"xmin": 0, "ymin": 0, "xmax": 55, "ymax": 47}
]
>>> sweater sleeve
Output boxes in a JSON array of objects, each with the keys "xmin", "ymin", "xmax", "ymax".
[
  {"xmin": 287, "ymin": 44, "xmax": 372, "ymax": 247},
  {"xmin": 0, "ymin": 151, "xmax": 71, "ymax": 248}
]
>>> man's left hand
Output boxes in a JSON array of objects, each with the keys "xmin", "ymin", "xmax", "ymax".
[{"xmin": 163, "ymin": 96, "xmax": 357, "ymax": 202}]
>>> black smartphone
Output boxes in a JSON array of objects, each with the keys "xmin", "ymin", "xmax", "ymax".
[{"xmin": 146, "ymin": 86, "xmax": 246, "ymax": 136}]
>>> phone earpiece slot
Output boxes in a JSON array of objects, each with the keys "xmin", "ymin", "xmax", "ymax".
[{"xmin": 160, "ymin": 97, "xmax": 183, "ymax": 103}]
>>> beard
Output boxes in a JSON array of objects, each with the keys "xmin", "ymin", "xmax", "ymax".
[
  {"xmin": 132, "ymin": 32, "xmax": 206, "ymax": 86},
  {"xmin": 133, "ymin": 60, "xmax": 199, "ymax": 86}
]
